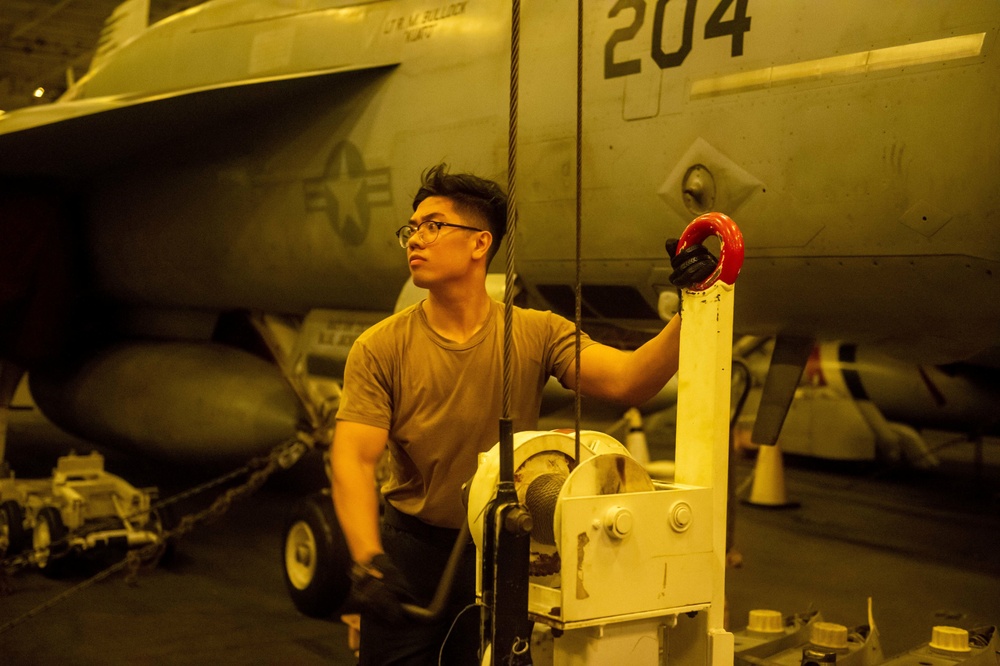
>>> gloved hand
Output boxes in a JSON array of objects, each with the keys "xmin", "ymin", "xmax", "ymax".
[
  {"xmin": 349, "ymin": 553, "xmax": 417, "ymax": 625},
  {"xmin": 665, "ymin": 238, "xmax": 718, "ymax": 288}
]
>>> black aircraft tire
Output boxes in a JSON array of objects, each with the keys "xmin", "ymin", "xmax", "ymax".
[
  {"xmin": 0, "ymin": 500, "xmax": 27, "ymax": 557},
  {"xmin": 33, "ymin": 506, "xmax": 70, "ymax": 577},
  {"xmin": 281, "ymin": 490, "xmax": 351, "ymax": 618}
]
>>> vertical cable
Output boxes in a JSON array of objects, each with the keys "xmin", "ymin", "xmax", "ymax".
[
  {"xmin": 500, "ymin": 0, "xmax": 520, "ymax": 485},
  {"xmin": 503, "ymin": 0, "xmax": 520, "ymax": 421},
  {"xmin": 574, "ymin": 0, "xmax": 584, "ymax": 464}
]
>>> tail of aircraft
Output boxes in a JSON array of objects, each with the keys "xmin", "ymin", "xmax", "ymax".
[{"xmin": 87, "ymin": 0, "xmax": 150, "ymax": 75}]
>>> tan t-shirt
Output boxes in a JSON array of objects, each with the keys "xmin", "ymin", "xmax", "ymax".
[{"xmin": 336, "ymin": 299, "xmax": 593, "ymax": 528}]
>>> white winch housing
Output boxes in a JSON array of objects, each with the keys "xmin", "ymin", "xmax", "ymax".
[{"xmin": 467, "ymin": 429, "xmax": 715, "ymax": 658}]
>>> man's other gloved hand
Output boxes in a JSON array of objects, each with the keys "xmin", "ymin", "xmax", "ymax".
[
  {"xmin": 665, "ymin": 238, "xmax": 718, "ymax": 289},
  {"xmin": 349, "ymin": 553, "xmax": 418, "ymax": 625}
]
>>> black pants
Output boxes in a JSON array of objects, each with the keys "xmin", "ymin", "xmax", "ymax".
[{"xmin": 358, "ymin": 504, "xmax": 480, "ymax": 665}]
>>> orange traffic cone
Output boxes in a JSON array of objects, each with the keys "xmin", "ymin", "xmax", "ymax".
[{"xmin": 743, "ymin": 443, "xmax": 799, "ymax": 508}]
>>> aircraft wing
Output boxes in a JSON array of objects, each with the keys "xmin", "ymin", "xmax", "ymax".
[{"xmin": 0, "ymin": 63, "xmax": 398, "ymax": 176}]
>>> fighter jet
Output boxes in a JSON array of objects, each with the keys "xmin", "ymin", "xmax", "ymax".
[{"xmin": 0, "ymin": 0, "xmax": 997, "ymax": 468}]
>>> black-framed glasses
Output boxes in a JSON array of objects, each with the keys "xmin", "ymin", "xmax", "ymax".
[{"xmin": 395, "ymin": 220, "xmax": 484, "ymax": 248}]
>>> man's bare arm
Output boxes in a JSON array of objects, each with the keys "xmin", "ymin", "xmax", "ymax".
[
  {"xmin": 561, "ymin": 313, "xmax": 681, "ymax": 406},
  {"xmin": 331, "ymin": 420, "xmax": 389, "ymax": 564}
]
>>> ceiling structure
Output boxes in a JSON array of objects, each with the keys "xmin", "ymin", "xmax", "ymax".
[{"xmin": 0, "ymin": 0, "xmax": 202, "ymax": 113}]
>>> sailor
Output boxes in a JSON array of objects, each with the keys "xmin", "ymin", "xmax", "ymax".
[{"xmin": 331, "ymin": 163, "xmax": 714, "ymax": 665}]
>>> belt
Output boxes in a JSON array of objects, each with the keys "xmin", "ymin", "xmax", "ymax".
[{"xmin": 382, "ymin": 501, "xmax": 464, "ymax": 548}]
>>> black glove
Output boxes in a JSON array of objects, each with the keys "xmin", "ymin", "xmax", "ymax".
[
  {"xmin": 665, "ymin": 238, "xmax": 718, "ymax": 288},
  {"xmin": 349, "ymin": 553, "xmax": 417, "ymax": 625}
]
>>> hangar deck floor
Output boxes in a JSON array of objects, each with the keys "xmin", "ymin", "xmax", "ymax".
[{"xmin": 1, "ymin": 409, "xmax": 998, "ymax": 665}]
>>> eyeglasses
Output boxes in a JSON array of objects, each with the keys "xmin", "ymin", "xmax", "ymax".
[{"xmin": 395, "ymin": 220, "xmax": 484, "ymax": 248}]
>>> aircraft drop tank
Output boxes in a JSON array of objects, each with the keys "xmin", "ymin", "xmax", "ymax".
[{"xmin": 28, "ymin": 342, "xmax": 304, "ymax": 463}]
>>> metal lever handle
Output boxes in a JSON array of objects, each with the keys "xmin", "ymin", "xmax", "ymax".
[{"xmin": 400, "ymin": 520, "xmax": 471, "ymax": 622}]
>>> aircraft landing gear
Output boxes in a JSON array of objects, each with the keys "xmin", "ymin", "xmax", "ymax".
[{"xmin": 281, "ymin": 489, "xmax": 351, "ymax": 618}]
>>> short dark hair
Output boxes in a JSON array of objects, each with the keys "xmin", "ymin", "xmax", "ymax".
[{"xmin": 412, "ymin": 164, "xmax": 507, "ymax": 263}]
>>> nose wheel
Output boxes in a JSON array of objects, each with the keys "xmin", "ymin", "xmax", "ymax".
[{"xmin": 281, "ymin": 490, "xmax": 352, "ymax": 618}]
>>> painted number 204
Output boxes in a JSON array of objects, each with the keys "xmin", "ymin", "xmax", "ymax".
[{"xmin": 605, "ymin": 0, "xmax": 751, "ymax": 79}]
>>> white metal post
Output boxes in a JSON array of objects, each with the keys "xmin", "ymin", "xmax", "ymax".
[{"xmin": 673, "ymin": 214, "xmax": 742, "ymax": 665}]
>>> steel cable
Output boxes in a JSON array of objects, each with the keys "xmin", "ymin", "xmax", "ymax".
[
  {"xmin": 574, "ymin": 0, "xmax": 584, "ymax": 462},
  {"xmin": 502, "ymin": 0, "xmax": 520, "ymax": 423}
]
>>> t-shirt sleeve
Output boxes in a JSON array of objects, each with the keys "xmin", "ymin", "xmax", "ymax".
[
  {"xmin": 335, "ymin": 337, "xmax": 393, "ymax": 430},
  {"xmin": 544, "ymin": 311, "xmax": 597, "ymax": 381}
]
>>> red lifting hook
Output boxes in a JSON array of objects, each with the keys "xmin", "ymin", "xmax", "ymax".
[{"xmin": 676, "ymin": 212, "xmax": 745, "ymax": 290}]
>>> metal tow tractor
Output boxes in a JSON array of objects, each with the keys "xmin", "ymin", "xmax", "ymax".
[{"xmin": 0, "ymin": 451, "xmax": 171, "ymax": 574}]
